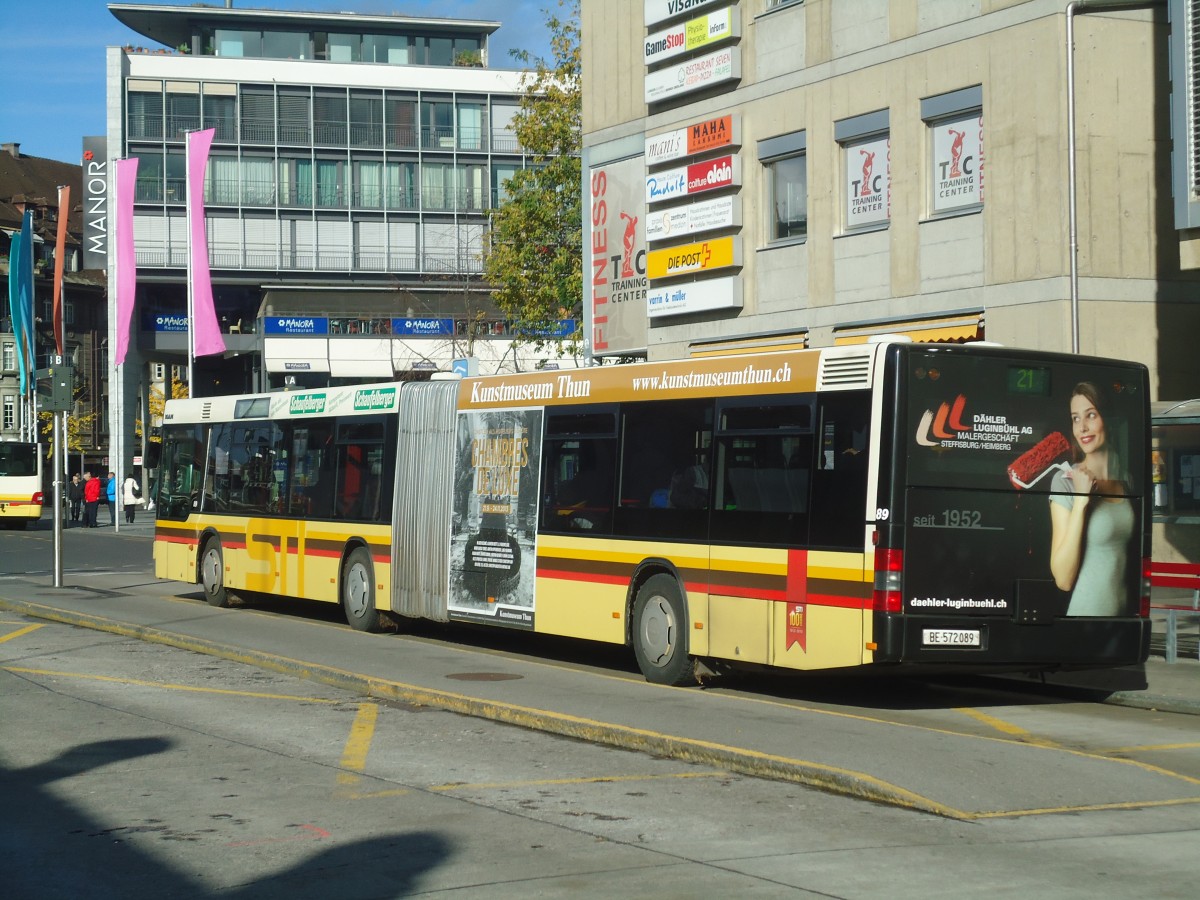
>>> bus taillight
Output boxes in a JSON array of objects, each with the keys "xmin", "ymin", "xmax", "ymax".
[
  {"xmin": 1139, "ymin": 557, "xmax": 1152, "ymax": 618},
  {"xmin": 872, "ymin": 547, "xmax": 903, "ymax": 613},
  {"xmin": 32, "ymin": 491, "xmax": 43, "ymax": 505}
]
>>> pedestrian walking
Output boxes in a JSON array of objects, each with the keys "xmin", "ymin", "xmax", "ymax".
[
  {"xmin": 122, "ymin": 473, "xmax": 142, "ymax": 524},
  {"xmin": 68, "ymin": 474, "xmax": 83, "ymax": 523},
  {"xmin": 105, "ymin": 472, "xmax": 116, "ymax": 526},
  {"xmin": 83, "ymin": 471, "xmax": 101, "ymax": 527}
]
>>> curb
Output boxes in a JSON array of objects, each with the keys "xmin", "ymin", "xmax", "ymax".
[{"xmin": 0, "ymin": 595, "xmax": 965, "ymax": 820}]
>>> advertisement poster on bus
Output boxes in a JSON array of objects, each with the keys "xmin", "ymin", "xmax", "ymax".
[
  {"xmin": 449, "ymin": 408, "xmax": 543, "ymax": 630},
  {"xmin": 902, "ymin": 352, "xmax": 1146, "ymax": 622}
]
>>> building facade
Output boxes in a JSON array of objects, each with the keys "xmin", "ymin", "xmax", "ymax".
[
  {"xmin": 1, "ymin": 142, "xmax": 108, "ymax": 475},
  {"xmin": 581, "ymin": 0, "xmax": 1200, "ymax": 400},
  {"xmin": 104, "ymin": 2, "xmax": 570, "ymax": 476}
]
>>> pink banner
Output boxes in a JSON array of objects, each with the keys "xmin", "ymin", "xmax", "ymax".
[
  {"xmin": 114, "ymin": 159, "xmax": 138, "ymax": 366},
  {"xmin": 186, "ymin": 128, "xmax": 225, "ymax": 358}
]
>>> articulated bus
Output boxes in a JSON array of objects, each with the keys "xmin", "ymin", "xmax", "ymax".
[
  {"xmin": 0, "ymin": 442, "xmax": 44, "ymax": 529},
  {"xmin": 154, "ymin": 341, "xmax": 1151, "ymax": 684}
]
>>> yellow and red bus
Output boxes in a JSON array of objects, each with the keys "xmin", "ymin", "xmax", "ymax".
[
  {"xmin": 0, "ymin": 441, "xmax": 43, "ymax": 529},
  {"xmin": 154, "ymin": 341, "xmax": 1151, "ymax": 684}
]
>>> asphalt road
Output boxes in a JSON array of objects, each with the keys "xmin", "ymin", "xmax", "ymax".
[{"xmin": 2, "ymin": 521, "xmax": 1199, "ymax": 897}]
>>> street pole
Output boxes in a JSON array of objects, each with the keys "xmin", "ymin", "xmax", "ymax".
[{"xmin": 52, "ymin": 410, "xmax": 64, "ymax": 587}]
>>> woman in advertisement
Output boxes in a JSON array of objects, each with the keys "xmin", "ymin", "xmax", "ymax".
[{"xmin": 1049, "ymin": 382, "xmax": 1135, "ymax": 616}]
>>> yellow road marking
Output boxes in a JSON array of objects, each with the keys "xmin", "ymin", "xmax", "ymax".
[
  {"xmin": 337, "ymin": 702, "xmax": 379, "ymax": 786},
  {"xmin": 953, "ymin": 707, "xmax": 1060, "ymax": 747},
  {"xmin": 1, "ymin": 666, "xmax": 342, "ymax": 703},
  {"xmin": 970, "ymin": 795, "xmax": 1200, "ymax": 819},
  {"xmin": 1103, "ymin": 742, "xmax": 1200, "ymax": 754},
  {"xmin": 0, "ymin": 624, "xmax": 44, "ymax": 644}
]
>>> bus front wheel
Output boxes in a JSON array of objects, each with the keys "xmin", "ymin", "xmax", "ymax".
[
  {"xmin": 632, "ymin": 574, "xmax": 695, "ymax": 686},
  {"xmin": 342, "ymin": 547, "xmax": 382, "ymax": 633},
  {"xmin": 199, "ymin": 538, "xmax": 229, "ymax": 608}
]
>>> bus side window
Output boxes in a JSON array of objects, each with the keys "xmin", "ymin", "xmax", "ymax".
[
  {"xmin": 289, "ymin": 423, "xmax": 335, "ymax": 518},
  {"xmin": 333, "ymin": 417, "xmax": 389, "ymax": 522},
  {"xmin": 541, "ymin": 438, "xmax": 616, "ymax": 533},
  {"xmin": 710, "ymin": 397, "xmax": 813, "ymax": 547},
  {"xmin": 612, "ymin": 399, "xmax": 712, "ymax": 540},
  {"xmin": 809, "ymin": 393, "xmax": 871, "ymax": 550}
]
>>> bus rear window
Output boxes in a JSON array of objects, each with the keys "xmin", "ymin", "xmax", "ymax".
[{"xmin": 905, "ymin": 353, "xmax": 1145, "ymax": 496}]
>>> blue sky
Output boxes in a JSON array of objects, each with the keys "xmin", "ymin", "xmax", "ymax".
[{"xmin": 0, "ymin": 0, "xmax": 554, "ymax": 164}]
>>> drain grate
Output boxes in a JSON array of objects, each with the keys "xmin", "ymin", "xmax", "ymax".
[{"xmin": 444, "ymin": 672, "xmax": 523, "ymax": 682}]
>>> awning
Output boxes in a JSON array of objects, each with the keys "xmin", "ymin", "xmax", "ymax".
[
  {"xmin": 264, "ymin": 337, "xmax": 330, "ymax": 373},
  {"xmin": 689, "ymin": 330, "xmax": 808, "ymax": 359},
  {"xmin": 833, "ymin": 311, "xmax": 983, "ymax": 346},
  {"xmin": 329, "ymin": 337, "xmax": 394, "ymax": 378}
]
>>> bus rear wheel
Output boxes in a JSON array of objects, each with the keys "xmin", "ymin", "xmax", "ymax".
[
  {"xmin": 342, "ymin": 546, "xmax": 382, "ymax": 633},
  {"xmin": 199, "ymin": 538, "xmax": 229, "ymax": 608},
  {"xmin": 632, "ymin": 574, "xmax": 695, "ymax": 686}
]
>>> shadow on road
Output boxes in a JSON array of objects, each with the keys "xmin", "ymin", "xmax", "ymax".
[{"xmin": 3, "ymin": 737, "xmax": 452, "ymax": 898}]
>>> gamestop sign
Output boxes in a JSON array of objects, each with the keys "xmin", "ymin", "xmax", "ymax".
[
  {"xmin": 645, "ymin": 47, "xmax": 740, "ymax": 104},
  {"xmin": 646, "ymin": 155, "xmax": 740, "ymax": 205},
  {"xmin": 644, "ymin": 6, "xmax": 737, "ymax": 65}
]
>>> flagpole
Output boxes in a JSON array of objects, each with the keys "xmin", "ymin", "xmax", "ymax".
[{"xmin": 186, "ymin": 130, "xmax": 196, "ymax": 393}]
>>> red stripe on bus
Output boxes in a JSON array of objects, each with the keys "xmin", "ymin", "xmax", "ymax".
[
  {"xmin": 1149, "ymin": 561, "xmax": 1200, "ymax": 576},
  {"xmin": 807, "ymin": 592, "xmax": 872, "ymax": 610}
]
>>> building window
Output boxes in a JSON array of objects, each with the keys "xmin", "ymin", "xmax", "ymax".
[
  {"xmin": 2, "ymin": 396, "xmax": 14, "ymax": 432},
  {"xmin": 203, "ymin": 85, "xmax": 238, "ymax": 142},
  {"xmin": 758, "ymin": 130, "xmax": 807, "ymax": 241},
  {"xmin": 166, "ymin": 82, "xmax": 200, "ymax": 140},
  {"xmin": 216, "ymin": 29, "xmax": 262, "ymax": 58},
  {"xmin": 921, "ymin": 85, "xmax": 983, "ymax": 216},
  {"xmin": 836, "ymin": 109, "xmax": 890, "ymax": 232},
  {"xmin": 2, "ymin": 342, "xmax": 14, "ymax": 371},
  {"xmin": 127, "ymin": 85, "xmax": 164, "ymax": 140}
]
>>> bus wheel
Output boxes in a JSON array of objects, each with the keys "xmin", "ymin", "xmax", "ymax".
[
  {"xmin": 632, "ymin": 574, "xmax": 695, "ymax": 686},
  {"xmin": 199, "ymin": 538, "xmax": 229, "ymax": 608},
  {"xmin": 342, "ymin": 547, "xmax": 382, "ymax": 633}
]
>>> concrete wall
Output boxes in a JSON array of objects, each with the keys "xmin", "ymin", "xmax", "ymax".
[{"xmin": 582, "ymin": 0, "xmax": 1198, "ymax": 397}]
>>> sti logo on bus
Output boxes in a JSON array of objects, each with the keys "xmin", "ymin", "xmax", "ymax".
[
  {"xmin": 354, "ymin": 387, "xmax": 396, "ymax": 411},
  {"xmin": 290, "ymin": 394, "xmax": 327, "ymax": 416}
]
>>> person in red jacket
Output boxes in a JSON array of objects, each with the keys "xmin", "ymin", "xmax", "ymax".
[{"xmin": 82, "ymin": 470, "xmax": 102, "ymax": 528}]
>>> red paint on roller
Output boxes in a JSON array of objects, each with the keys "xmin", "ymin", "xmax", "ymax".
[{"xmin": 1008, "ymin": 431, "xmax": 1071, "ymax": 489}]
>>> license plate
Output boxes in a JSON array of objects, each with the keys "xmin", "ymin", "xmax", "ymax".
[{"xmin": 922, "ymin": 628, "xmax": 981, "ymax": 647}]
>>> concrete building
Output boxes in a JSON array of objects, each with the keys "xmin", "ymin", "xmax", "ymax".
[
  {"xmin": 103, "ymin": 2, "xmax": 568, "ymax": 476},
  {"xmin": 580, "ymin": 0, "xmax": 1200, "ymax": 400}
]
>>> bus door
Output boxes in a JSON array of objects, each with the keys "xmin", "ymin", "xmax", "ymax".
[
  {"xmin": 154, "ymin": 424, "xmax": 208, "ymax": 582},
  {"xmin": 709, "ymin": 396, "xmax": 825, "ymax": 668}
]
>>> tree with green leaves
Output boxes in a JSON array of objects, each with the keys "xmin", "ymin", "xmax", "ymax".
[{"xmin": 483, "ymin": 0, "xmax": 581, "ymax": 352}]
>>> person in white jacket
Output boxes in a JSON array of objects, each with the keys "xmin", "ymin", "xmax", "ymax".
[{"xmin": 122, "ymin": 473, "xmax": 142, "ymax": 524}]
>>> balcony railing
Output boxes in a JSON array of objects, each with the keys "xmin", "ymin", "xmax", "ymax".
[
  {"xmin": 240, "ymin": 119, "xmax": 275, "ymax": 144},
  {"xmin": 422, "ymin": 126, "xmax": 456, "ymax": 151},
  {"xmin": 314, "ymin": 121, "xmax": 348, "ymax": 145},
  {"xmin": 128, "ymin": 116, "xmax": 163, "ymax": 140},
  {"xmin": 385, "ymin": 124, "xmax": 419, "ymax": 150},
  {"xmin": 349, "ymin": 122, "xmax": 383, "ymax": 147},
  {"xmin": 166, "ymin": 115, "xmax": 201, "ymax": 140}
]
